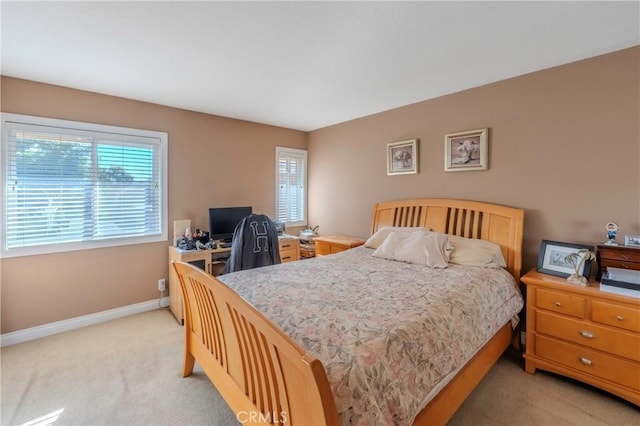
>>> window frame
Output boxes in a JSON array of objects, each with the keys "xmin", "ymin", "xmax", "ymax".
[
  {"xmin": 1, "ymin": 113, "xmax": 168, "ymax": 258},
  {"xmin": 275, "ymin": 146, "xmax": 307, "ymax": 228}
]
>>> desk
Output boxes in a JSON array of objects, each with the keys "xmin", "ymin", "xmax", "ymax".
[
  {"xmin": 168, "ymin": 245, "xmax": 231, "ymax": 323},
  {"xmin": 168, "ymin": 235, "xmax": 300, "ymax": 324}
]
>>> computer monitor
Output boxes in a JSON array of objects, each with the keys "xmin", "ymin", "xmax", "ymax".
[{"xmin": 209, "ymin": 206, "xmax": 252, "ymax": 242}]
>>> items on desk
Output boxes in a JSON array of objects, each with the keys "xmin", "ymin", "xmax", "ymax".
[
  {"xmin": 177, "ymin": 227, "xmax": 196, "ymax": 250},
  {"xmin": 176, "ymin": 228, "xmax": 215, "ymax": 250},
  {"xmin": 300, "ymin": 225, "xmax": 319, "ymax": 244},
  {"xmin": 175, "ymin": 223, "xmax": 235, "ymax": 252},
  {"xmin": 177, "ymin": 237, "xmax": 196, "ymax": 251},
  {"xmin": 177, "ymin": 227, "xmax": 211, "ymax": 250},
  {"xmin": 193, "ymin": 228, "xmax": 209, "ymax": 243},
  {"xmin": 274, "ymin": 221, "xmax": 286, "ymax": 235}
]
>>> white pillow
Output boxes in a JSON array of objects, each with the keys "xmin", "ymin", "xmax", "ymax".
[
  {"xmin": 365, "ymin": 226, "xmax": 431, "ymax": 249},
  {"xmin": 372, "ymin": 231, "xmax": 452, "ymax": 268},
  {"xmin": 448, "ymin": 234, "xmax": 507, "ymax": 268}
]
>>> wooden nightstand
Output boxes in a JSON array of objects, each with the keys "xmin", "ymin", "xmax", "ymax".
[
  {"xmin": 597, "ymin": 244, "xmax": 640, "ymax": 280},
  {"xmin": 315, "ymin": 235, "xmax": 365, "ymax": 257},
  {"xmin": 521, "ymin": 268, "xmax": 640, "ymax": 406}
]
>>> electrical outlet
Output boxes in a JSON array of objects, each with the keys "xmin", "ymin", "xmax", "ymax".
[{"xmin": 158, "ymin": 278, "xmax": 166, "ymax": 292}]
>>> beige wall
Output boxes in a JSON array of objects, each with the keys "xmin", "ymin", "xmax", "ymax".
[
  {"xmin": 0, "ymin": 77, "xmax": 306, "ymax": 333},
  {"xmin": 308, "ymin": 47, "xmax": 640, "ymax": 274},
  {"xmin": 2, "ymin": 46, "xmax": 638, "ymax": 334}
]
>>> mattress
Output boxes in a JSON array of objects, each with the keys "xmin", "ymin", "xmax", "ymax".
[{"xmin": 219, "ymin": 246, "xmax": 524, "ymax": 425}]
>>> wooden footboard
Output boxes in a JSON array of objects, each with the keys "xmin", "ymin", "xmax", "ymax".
[
  {"xmin": 173, "ymin": 261, "xmax": 339, "ymax": 425},
  {"xmin": 174, "ymin": 259, "xmax": 514, "ymax": 426}
]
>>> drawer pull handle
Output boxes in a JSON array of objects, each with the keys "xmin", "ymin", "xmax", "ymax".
[
  {"xmin": 621, "ymin": 254, "xmax": 630, "ymax": 260},
  {"xmin": 579, "ymin": 357, "xmax": 593, "ymax": 366},
  {"xmin": 616, "ymin": 315, "xmax": 624, "ymax": 321},
  {"xmin": 579, "ymin": 330, "xmax": 595, "ymax": 339},
  {"xmin": 282, "ymin": 244, "xmax": 291, "ymax": 249},
  {"xmin": 620, "ymin": 263, "xmax": 630, "ymax": 269},
  {"xmin": 554, "ymin": 301, "xmax": 562, "ymax": 307}
]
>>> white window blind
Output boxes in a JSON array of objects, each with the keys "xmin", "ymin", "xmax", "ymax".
[
  {"xmin": 275, "ymin": 147, "xmax": 307, "ymax": 227},
  {"xmin": 1, "ymin": 113, "xmax": 168, "ymax": 257}
]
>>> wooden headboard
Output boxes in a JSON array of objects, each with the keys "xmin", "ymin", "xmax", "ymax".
[{"xmin": 371, "ymin": 198, "xmax": 524, "ymax": 279}]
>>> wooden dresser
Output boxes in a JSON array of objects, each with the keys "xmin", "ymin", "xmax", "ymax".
[
  {"xmin": 597, "ymin": 244, "xmax": 640, "ymax": 279},
  {"xmin": 315, "ymin": 234, "xmax": 366, "ymax": 256},
  {"xmin": 522, "ymin": 269, "xmax": 640, "ymax": 405}
]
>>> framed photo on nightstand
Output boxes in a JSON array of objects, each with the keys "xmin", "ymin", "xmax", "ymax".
[
  {"xmin": 625, "ymin": 235, "xmax": 640, "ymax": 247},
  {"xmin": 537, "ymin": 240, "xmax": 594, "ymax": 278}
]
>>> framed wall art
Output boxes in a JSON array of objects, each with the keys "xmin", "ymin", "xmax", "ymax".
[
  {"xmin": 444, "ymin": 128, "xmax": 488, "ymax": 172},
  {"xmin": 625, "ymin": 235, "xmax": 640, "ymax": 247},
  {"xmin": 387, "ymin": 139, "xmax": 418, "ymax": 175},
  {"xmin": 537, "ymin": 239, "xmax": 595, "ymax": 278}
]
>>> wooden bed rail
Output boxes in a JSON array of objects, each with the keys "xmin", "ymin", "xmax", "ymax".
[{"xmin": 172, "ymin": 261, "xmax": 339, "ymax": 426}]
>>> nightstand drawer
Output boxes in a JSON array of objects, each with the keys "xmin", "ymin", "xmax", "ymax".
[
  {"xmin": 600, "ymin": 259, "xmax": 640, "ymax": 271},
  {"xmin": 536, "ymin": 288, "xmax": 585, "ymax": 319},
  {"xmin": 598, "ymin": 247, "xmax": 640, "ymax": 263},
  {"xmin": 592, "ymin": 300, "xmax": 640, "ymax": 333},
  {"xmin": 536, "ymin": 335, "xmax": 640, "ymax": 391},
  {"xmin": 536, "ymin": 311, "xmax": 640, "ymax": 361},
  {"xmin": 316, "ymin": 241, "xmax": 331, "ymax": 256},
  {"xmin": 330, "ymin": 245, "xmax": 347, "ymax": 254}
]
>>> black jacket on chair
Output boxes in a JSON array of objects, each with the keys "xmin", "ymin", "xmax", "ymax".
[{"xmin": 224, "ymin": 214, "xmax": 281, "ymax": 273}]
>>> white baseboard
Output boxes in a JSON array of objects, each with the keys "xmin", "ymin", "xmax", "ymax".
[{"xmin": 0, "ymin": 297, "xmax": 171, "ymax": 348}]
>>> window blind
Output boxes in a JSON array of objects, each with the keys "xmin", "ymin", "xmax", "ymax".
[
  {"xmin": 2, "ymin": 114, "xmax": 167, "ymax": 257},
  {"xmin": 275, "ymin": 147, "xmax": 307, "ymax": 226}
]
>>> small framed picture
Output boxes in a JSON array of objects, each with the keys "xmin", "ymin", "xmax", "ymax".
[
  {"xmin": 444, "ymin": 128, "xmax": 488, "ymax": 172},
  {"xmin": 537, "ymin": 240, "xmax": 594, "ymax": 278},
  {"xmin": 387, "ymin": 139, "xmax": 418, "ymax": 175},
  {"xmin": 625, "ymin": 235, "xmax": 640, "ymax": 247}
]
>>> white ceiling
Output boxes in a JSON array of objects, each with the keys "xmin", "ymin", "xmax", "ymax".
[{"xmin": 1, "ymin": 1, "xmax": 639, "ymax": 131}]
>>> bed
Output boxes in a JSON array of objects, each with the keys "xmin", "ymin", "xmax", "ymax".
[{"xmin": 172, "ymin": 198, "xmax": 524, "ymax": 425}]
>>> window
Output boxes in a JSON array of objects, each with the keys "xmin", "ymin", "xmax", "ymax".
[
  {"xmin": 1, "ymin": 113, "xmax": 168, "ymax": 257},
  {"xmin": 275, "ymin": 147, "xmax": 307, "ymax": 227}
]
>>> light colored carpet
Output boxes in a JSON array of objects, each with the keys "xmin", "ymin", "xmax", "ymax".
[{"xmin": 1, "ymin": 309, "xmax": 638, "ymax": 426}]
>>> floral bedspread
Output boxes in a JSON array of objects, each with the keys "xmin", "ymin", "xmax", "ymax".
[{"xmin": 218, "ymin": 246, "xmax": 523, "ymax": 425}]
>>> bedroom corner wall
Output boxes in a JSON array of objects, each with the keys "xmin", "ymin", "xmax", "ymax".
[
  {"xmin": 307, "ymin": 46, "xmax": 640, "ymax": 273},
  {"xmin": 0, "ymin": 77, "xmax": 307, "ymax": 334}
]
